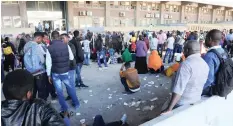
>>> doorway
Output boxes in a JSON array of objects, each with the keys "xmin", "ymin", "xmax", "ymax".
[{"xmin": 43, "ymin": 20, "xmax": 53, "ymax": 33}]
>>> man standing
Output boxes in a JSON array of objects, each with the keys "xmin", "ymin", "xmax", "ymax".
[
  {"xmin": 82, "ymin": 36, "xmax": 91, "ymax": 65},
  {"xmin": 46, "ymin": 31, "xmax": 80, "ymax": 116},
  {"xmin": 24, "ymin": 32, "xmax": 48, "ymax": 101},
  {"xmin": 157, "ymin": 30, "xmax": 167, "ymax": 57},
  {"xmin": 70, "ymin": 30, "xmax": 88, "ymax": 88},
  {"xmin": 163, "ymin": 34, "xmax": 175, "ymax": 64},
  {"xmin": 226, "ymin": 29, "xmax": 233, "ymax": 56},
  {"xmin": 161, "ymin": 41, "xmax": 209, "ymax": 114},
  {"xmin": 202, "ymin": 29, "xmax": 228, "ymax": 96}
]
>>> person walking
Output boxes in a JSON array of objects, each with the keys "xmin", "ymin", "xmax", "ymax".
[{"xmin": 82, "ymin": 36, "xmax": 91, "ymax": 65}]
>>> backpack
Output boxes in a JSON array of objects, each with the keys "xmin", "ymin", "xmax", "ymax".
[
  {"xmin": 209, "ymin": 49, "xmax": 233, "ymax": 97},
  {"xmin": 24, "ymin": 43, "xmax": 42, "ymax": 73},
  {"xmin": 3, "ymin": 46, "xmax": 13, "ymax": 55}
]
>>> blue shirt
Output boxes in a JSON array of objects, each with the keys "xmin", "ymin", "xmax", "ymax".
[{"xmin": 203, "ymin": 46, "xmax": 226, "ymax": 89}]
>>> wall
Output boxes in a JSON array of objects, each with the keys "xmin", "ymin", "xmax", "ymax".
[{"xmin": 140, "ymin": 92, "xmax": 233, "ymax": 126}]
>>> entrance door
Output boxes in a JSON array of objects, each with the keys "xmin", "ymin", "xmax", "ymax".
[{"xmin": 43, "ymin": 21, "xmax": 53, "ymax": 33}]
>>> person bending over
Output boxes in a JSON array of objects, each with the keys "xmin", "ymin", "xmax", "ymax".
[{"xmin": 119, "ymin": 62, "xmax": 140, "ymax": 93}]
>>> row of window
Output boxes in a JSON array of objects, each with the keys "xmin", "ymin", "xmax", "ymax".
[
  {"xmin": 74, "ymin": 16, "xmax": 105, "ymax": 28},
  {"xmin": 1, "ymin": 1, "xmax": 19, "ymax": 4},
  {"xmin": 26, "ymin": 1, "xmax": 62, "ymax": 11},
  {"xmin": 1, "ymin": 16, "xmax": 21, "ymax": 28}
]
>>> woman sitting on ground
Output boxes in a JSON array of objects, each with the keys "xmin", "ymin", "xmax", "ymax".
[{"xmin": 148, "ymin": 50, "xmax": 164, "ymax": 74}]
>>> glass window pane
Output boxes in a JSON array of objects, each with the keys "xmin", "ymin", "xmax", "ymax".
[
  {"xmin": 11, "ymin": 1, "xmax": 18, "ymax": 4},
  {"xmin": 3, "ymin": 16, "xmax": 12, "ymax": 28},
  {"xmin": 52, "ymin": 1, "xmax": 61, "ymax": 11},
  {"xmin": 26, "ymin": 1, "xmax": 38, "ymax": 11},
  {"xmin": 13, "ymin": 16, "xmax": 21, "ymax": 28},
  {"xmin": 38, "ymin": 1, "xmax": 48, "ymax": 11}
]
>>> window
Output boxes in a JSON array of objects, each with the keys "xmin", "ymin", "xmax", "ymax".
[
  {"xmin": 85, "ymin": 1, "xmax": 91, "ymax": 7},
  {"xmin": 1, "ymin": 1, "xmax": 18, "ymax": 4},
  {"xmin": 26, "ymin": 1, "xmax": 38, "ymax": 11},
  {"xmin": 52, "ymin": 1, "xmax": 61, "ymax": 11},
  {"xmin": 228, "ymin": 11, "xmax": 232, "ymax": 16},
  {"xmin": 38, "ymin": 1, "xmax": 49, "ymax": 11},
  {"xmin": 2, "ymin": 16, "xmax": 12, "ymax": 28},
  {"xmin": 13, "ymin": 16, "xmax": 21, "ymax": 28}
]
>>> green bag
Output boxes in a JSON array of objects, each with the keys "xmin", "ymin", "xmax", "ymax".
[{"xmin": 122, "ymin": 48, "xmax": 132, "ymax": 62}]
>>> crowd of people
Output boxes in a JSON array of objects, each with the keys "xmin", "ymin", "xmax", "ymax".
[{"xmin": 1, "ymin": 27, "xmax": 233, "ymax": 126}]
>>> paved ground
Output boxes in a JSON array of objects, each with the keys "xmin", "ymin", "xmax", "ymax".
[{"xmin": 1, "ymin": 62, "xmax": 173, "ymax": 126}]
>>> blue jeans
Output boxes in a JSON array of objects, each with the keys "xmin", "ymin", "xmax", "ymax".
[
  {"xmin": 171, "ymin": 44, "xmax": 183, "ymax": 61},
  {"xmin": 75, "ymin": 63, "xmax": 83, "ymax": 85},
  {"xmin": 84, "ymin": 52, "xmax": 90, "ymax": 65},
  {"xmin": 157, "ymin": 44, "xmax": 164, "ymax": 57},
  {"xmin": 97, "ymin": 51, "xmax": 107, "ymax": 67},
  {"xmin": 163, "ymin": 48, "xmax": 173, "ymax": 63},
  {"xmin": 1, "ymin": 60, "xmax": 4, "ymax": 82},
  {"xmin": 52, "ymin": 72, "xmax": 80, "ymax": 111}
]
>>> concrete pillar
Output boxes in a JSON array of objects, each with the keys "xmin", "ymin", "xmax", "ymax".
[
  {"xmin": 197, "ymin": 7, "xmax": 201, "ymax": 23},
  {"xmin": 135, "ymin": 1, "xmax": 140, "ymax": 26},
  {"xmin": 211, "ymin": 9, "xmax": 215, "ymax": 24},
  {"xmin": 180, "ymin": 5, "xmax": 185, "ymax": 23},
  {"xmin": 67, "ymin": 1, "xmax": 74, "ymax": 30},
  {"xmin": 224, "ymin": 10, "xmax": 228, "ymax": 21},
  {"xmin": 105, "ymin": 1, "xmax": 110, "ymax": 27},
  {"xmin": 160, "ymin": 4, "xmax": 165, "ymax": 24},
  {"xmin": 19, "ymin": 1, "xmax": 28, "ymax": 28}
]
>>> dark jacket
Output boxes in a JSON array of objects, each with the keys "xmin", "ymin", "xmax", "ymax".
[
  {"xmin": 1, "ymin": 99, "xmax": 65, "ymax": 126},
  {"xmin": 18, "ymin": 38, "xmax": 26, "ymax": 55},
  {"xmin": 70, "ymin": 37, "xmax": 84, "ymax": 63},
  {"xmin": 48, "ymin": 40, "xmax": 70, "ymax": 74},
  {"xmin": 68, "ymin": 42, "xmax": 76, "ymax": 70},
  {"xmin": 95, "ymin": 38, "xmax": 103, "ymax": 51}
]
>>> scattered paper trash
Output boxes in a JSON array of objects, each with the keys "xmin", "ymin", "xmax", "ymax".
[
  {"xmin": 131, "ymin": 101, "xmax": 136, "ymax": 106},
  {"xmin": 109, "ymin": 94, "xmax": 113, "ymax": 96},
  {"xmin": 107, "ymin": 88, "xmax": 110, "ymax": 91},
  {"xmin": 155, "ymin": 85, "xmax": 159, "ymax": 88},
  {"xmin": 143, "ymin": 77, "xmax": 147, "ymax": 80},
  {"xmin": 165, "ymin": 87, "xmax": 168, "ymax": 90},
  {"xmin": 107, "ymin": 104, "xmax": 112, "ymax": 109},
  {"xmin": 89, "ymin": 90, "xmax": 92, "ymax": 93},
  {"xmin": 148, "ymin": 85, "xmax": 152, "ymax": 87},
  {"xmin": 156, "ymin": 75, "xmax": 159, "ymax": 78},
  {"xmin": 76, "ymin": 113, "xmax": 81, "ymax": 116},
  {"xmin": 150, "ymin": 105, "xmax": 155, "ymax": 110},
  {"xmin": 141, "ymin": 101, "xmax": 146, "ymax": 103},
  {"xmin": 160, "ymin": 84, "xmax": 164, "ymax": 87},
  {"xmin": 142, "ymin": 106, "xmax": 151, "ymax": 111},
  {"xmin": 80, "ymin": 119, "xmax": 85, "ymax": 124},
  {"xmin": 148, "ymin": 91, "xmax": 151, "ymax": 94},
  {"xmin": 84, "ymin": 100, "xmax": 88, "ymax": 104},
  {"xmin": 108, "ymin": 97, "xmax": 112, "ymax": 99},
  {"xmin": 150, "ymin": 97, "xmax": 158, "ymax": 102},
  {"xmin": 90, "ymin": 95, "xmax": 93, "ymax": 97},
  {"xmin": 119, "ymin": 98, "xmax": 123, "ymax": 100},
  {"xmin": 136, "ymin": 108, "xmax": 141, "ymax": 111},
  {"xmin": 124, "ymin": 102, "xmax": 128, "ymax": 106},
  {"xmin": 113, "ymin": 91, "xmax": 117, "ymax": 93}
]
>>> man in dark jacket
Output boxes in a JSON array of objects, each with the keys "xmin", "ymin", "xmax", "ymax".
[
  {"xmin": 70, "ymin": 30, "xmax": 88, "ymax": 87},
  {"xmin": 1, "ymin": 69, "xmax": 65, "ymax": 126},
  {"xmin": 18, "ymin": 35, "xmax": 26, "ymax": 69},
  {"xmin": 46, "ymin": 31, "xmax": 80, "ymax": 119}
]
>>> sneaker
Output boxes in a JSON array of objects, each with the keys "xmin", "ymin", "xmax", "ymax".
[
  {"xmin": 103, "ymin": 67, "xmax": 108, "ymax": 70},
  {"xmin": 99, "ymin": 67, "xmax": 103, "ymax": 71},
  {"xmin": 120, "ymin": 114, "xmax": 127, "ymax": 124},
  {"xmin": 51, "ymin": 94, "xmax": 57, "ymax": 100},
  {"xmin": 80, "ymin": 84, "xmax": 89, "ymax": 88},
  {"xmin": 75, "ymin": 84, "xmax": 81, "ymax": 88}
]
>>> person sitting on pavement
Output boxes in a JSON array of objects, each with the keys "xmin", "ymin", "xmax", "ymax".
[
  {"xmin": 164, "ymin": 53, "xmax": 185, "ymax": 77},
  {"xmin": 161, "ymin": 40, "xmax": 209, "ymax": 114},
  {"xmin": 119, "ymin": 62, "xmax": 140, "ymax": 93},
  {"xmin": 148, "ymin": 50, "xmax": 163, "ymax": 73},
  {"xmin": 202, "ymin": 29, "xmax": 228, "ymax": 96},
  {"xmin": 1, "ymin": 69, "xmax": 65, "ymax": 126}
]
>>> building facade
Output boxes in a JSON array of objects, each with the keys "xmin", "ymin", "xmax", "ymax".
[{"xmin": 1, "ymin": 1, "xmax": 233, "ymax": 31}]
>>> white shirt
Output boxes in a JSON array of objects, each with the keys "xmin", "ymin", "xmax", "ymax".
[
  {"xmin": 173, "ymin": 54, "xmax": 209, "ymax": 105},
  {"xmin": 167, "ymin": 37, "xmax": 175, "ymax": 49},
  {"xmin": 83, "ymin": 40, "xmax": 90, "ymax": 53},
  {"xmin": 149, "ymin": 38, "xmax": 158, "ymax": 50},
  {"xmin": 46, "ymin": 45, "xmax": 74, "ymax": 76}
]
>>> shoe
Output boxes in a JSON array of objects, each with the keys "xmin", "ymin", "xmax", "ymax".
[
  {"xmin": 75, "ymin": 84, "xmax": 81, "ymax": 88},
  {"xmin": 103, "ymin": 67, "xmax": 108, "ymax": 70},
  {"xmin": 120, "ymin": 114, "xmax": 127, "ymax": 124},
  {"xmin": 66, "ymin": 96, "xmax": 71, "ymax": 101},
  {"xmin": 80, "ymin": 84, "xmax": 89, "ymax": 88}
]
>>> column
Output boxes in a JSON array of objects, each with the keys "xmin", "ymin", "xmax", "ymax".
[
  {"xmin": 160, "ymin": 4, "xmax": 165, "ymax": 24},
  {"xmin": 224, "ymin": 10, "xmax": 228, "ymax": 21},
  {"xmin": 197, "ymin": 7, "xmax": 201, "ymax": 23},
  {"xmin": 105, "ymin": 1, "xmax": 110, "ymax": 27},
  {"xmin": 67, "ymin": 1, "xmax": 74, "ymax": 30},
  {"xmin": 180, "ymin": 5, "xmax": 185, "ymax": 23},
  {"xmin": 135, "ymin": 1, "xmax": 140, "ymax": 26},
  {"xmin": 211, "ymin": 9, "xmax": 215, "ymax": 23},
  {"xmin": 19, "ymin": 1, "xmax": 28, "ymax": 28}
]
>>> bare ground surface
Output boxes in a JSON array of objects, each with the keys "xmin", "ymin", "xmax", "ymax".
[{"xmin": 1, "ymin": 62, "xmax": 172, "ymax": 126}]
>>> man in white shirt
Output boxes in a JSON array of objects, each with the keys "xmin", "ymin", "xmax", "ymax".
[
  {"xmin": 149, "ymin": 33, "xmax": 158, "ymax": 51},
  {"xmin": 161, "ymin": 40, "xmax": 209, "ymax": 114},
  {"xmin": 82, "ymin": 36, "xmax": 91, "ymax": 65},
  {"xmin": 163, "ymin": 34, "xmax": 175, "ymax": 63}
]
